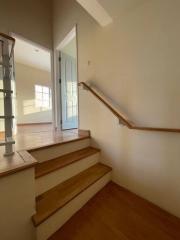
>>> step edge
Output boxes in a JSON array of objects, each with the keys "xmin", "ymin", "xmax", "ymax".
[
  {"xmin": 28, "ymin": 136, "xmax": 91, "ymax": 153},
  {"xmin": 32, "ymin": 166, "xmax": 112, "ymax": 227},
  {"xmin": 37, "ymin": 173, "xmax": 111, "ymax": 240},
  {"xmin": 35, "ymin": 147, "xmax": 101, "ymax": 179}
]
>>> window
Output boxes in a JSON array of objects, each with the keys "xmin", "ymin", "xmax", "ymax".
[{"xmin": 35, "ymin": 85, "xmax": 52, "ymax": 109}]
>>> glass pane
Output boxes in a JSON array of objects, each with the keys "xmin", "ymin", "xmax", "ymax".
[
  {"xmin": 43, "ymin": 93, "xmax": 49, "ymax": 101},
  {"xmin": 35, "ymin": 85, "xmax": 42, "ymax": 92},
  {"xmin": 36, "ymin": 92, "xmax": 42, "ymax": 100},
  {"xmin": 34, "ymin": 85, "xmax": 52, "ymax": 110},
  {"xmin": 43, "ymin": 86, "xmax": 49, "ymax": 94}
]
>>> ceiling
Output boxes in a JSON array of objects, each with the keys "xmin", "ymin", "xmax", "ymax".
[
  {"xmin": 76, "ymin": 0, "xmax": 145, "ymax": 26},
  {"xmin": 14, "ymin": 36, "xmax": 51, "ymax": 72},
  {"xmin": 76, "ymin": 0, "xmax": 112, "ymax": 26},
  {"xmin": 98, "ymin": 0, "xmax": 145, "ymax": 20}
]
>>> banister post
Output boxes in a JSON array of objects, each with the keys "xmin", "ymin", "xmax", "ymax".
[{"xmin": 0, "ymin": 33, "xmax": 15, "ymax": 156}]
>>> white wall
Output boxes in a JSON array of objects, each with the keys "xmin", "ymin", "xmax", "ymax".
[
  {"xmin": 53, "ymin": 0, "xmax": 180, "ymax": 218},
  {"xmin": 15, "ymin": 63, "xmax": 52, "ymax": 124},
  {"xmin": 0, "ymin": 168, "xmax": 36, "ymax": 240},
  {"xmin": 61, "ymin": 37, "xmax": 77, "ymax": 58},
  {"xmin": 0, "ymin": 0, "xmax": 52, "ymax": 49}
]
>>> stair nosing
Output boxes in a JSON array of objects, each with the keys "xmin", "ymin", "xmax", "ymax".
[
  {"xmin": 35, "ymin": 147, "xmax": 101, "ymax": 179},
  {"xmin": 28, "ymin": 135, "xmax": 90, "ymax": 152},
  {"xmin": 32, "ymin": 163, "xmax": 112, "ymax": 227}
]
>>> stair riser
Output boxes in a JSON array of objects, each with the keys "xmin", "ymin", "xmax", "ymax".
[
  {"xmin": 35, "ymin": 153, "xmax": 100, "ymax": 196},
  {"xmin": 30, "ymin": 139, "xmax": 90, "ymax": 163},
  {"xmin": 36, "ymin": 172, "xmax": 111, "ymax": 240}
]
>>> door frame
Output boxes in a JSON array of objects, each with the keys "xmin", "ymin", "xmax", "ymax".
[
  {"xmin": 54, "ymin": 25, "xmax": 79, "ymax": 130},
  {"xmin": 9, "ymin": 32, "xmax": 56, "ymax": 130}
]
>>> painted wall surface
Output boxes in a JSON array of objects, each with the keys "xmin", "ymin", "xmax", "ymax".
[
  {"xmin": 0, "ymin": 0, "xmax": 52, "ymax": 49},
  {"xmin": 0, "ymin": 168, "xmax": 36, "ymax": 240},
  {"xmin": 61, "ymin": 37, "xmax": 77, "ymax": 58},
  {"xmin": 15, "ymin": 63, "xmax": 52, "ymax": 124},
  {"xmin": 53, "ymin": 0, "xmax": 180, "ymax": 217}
]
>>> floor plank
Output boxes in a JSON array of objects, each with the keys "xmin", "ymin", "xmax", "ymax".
[{"xmin": 49, "ymin": 182, "xmax": 180, "ymax": 240}]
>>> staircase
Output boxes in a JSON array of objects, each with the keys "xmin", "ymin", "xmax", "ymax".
[{"xmin": 29, "ymin": 134, "xmax": 112, "ymax": 240}]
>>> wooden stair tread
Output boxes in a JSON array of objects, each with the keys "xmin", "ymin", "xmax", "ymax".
[
  {"xmin": 32, "ymin": 163, "xmax": 112, "ymax": 226},
  {"xmin": 29, "ymin": 135, "xmax": 90, "ymax": 152},
  {"xmin": 35, "ymin": 147, "xmax": 100, "ymax": 178}
]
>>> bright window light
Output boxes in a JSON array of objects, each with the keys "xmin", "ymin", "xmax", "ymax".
[{"xmin": 35, "ymin": 85, "xmax": 52, "ymax": 109}]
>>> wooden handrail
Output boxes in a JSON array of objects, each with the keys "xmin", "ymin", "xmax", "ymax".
[
  {"xmin": 79, "ymin": 82, "xmax": 180, "ymax": 133},
  {"xmin": 79, "ymin": 82, "xmax": 132, "ymax": 127}
]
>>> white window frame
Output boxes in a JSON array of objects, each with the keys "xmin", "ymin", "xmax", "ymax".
[{"xmin": 35, "ymin": 85, "xmax": 52, "ymax": 110}]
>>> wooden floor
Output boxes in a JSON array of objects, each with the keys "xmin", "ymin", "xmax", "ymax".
[
  {"xmin": 0, "ymin": 124, "xmax": 89, "ymax": 178},
  {"xmin": 13, "ymin": 124, "xmax": 85, "ymax": 151},
  {"xmin": 0, "ymin": 124, "xmax": 89, "ymax": 154},
  {"xmin": 49, "ymin": 182, "xmax": 180, "ymax": 240}
]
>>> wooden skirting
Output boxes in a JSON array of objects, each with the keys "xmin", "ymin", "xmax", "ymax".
[{"xmin": 17, "ymin": 122, "xmax": 52, "ymax": 126}]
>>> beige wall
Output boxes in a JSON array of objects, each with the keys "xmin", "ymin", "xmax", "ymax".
[
  {"xmin": 0, "ymin": 0, "xmax": 52, "ymax": 49},
  {"xmin": 62, "ymin": 37, "xmax": 77, "ymax": 58},
  {"xmin": 53, "ymin": 0, "xmax": 180, "ymax": 218},
  {"xmin": 15, "ymin": 62, "xmax": 52, "ymax": 124},
  {"xmin": 0, "ymin": 168, "xmax": 36, "ymax": 240}
]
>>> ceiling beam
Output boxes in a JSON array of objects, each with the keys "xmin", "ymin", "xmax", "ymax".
[{"xmin": 76, "ymin": 0, "xmax": 112, "ymax": 27}]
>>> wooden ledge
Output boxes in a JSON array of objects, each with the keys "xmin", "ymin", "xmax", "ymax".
[
  {"xmin": 0, "ymin": 150, "xmax": 37, "ymax": 178},
  {"xmin": 28, "ymin": 135, "xmax": 90, "ymax": 153},
  {"xmin": 0, "ymin": 130, "xmax": 90, "ymax": 177},
  {"xmin": 0, "ymin": 130, "xmax": 91, "ymax": 178}
]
